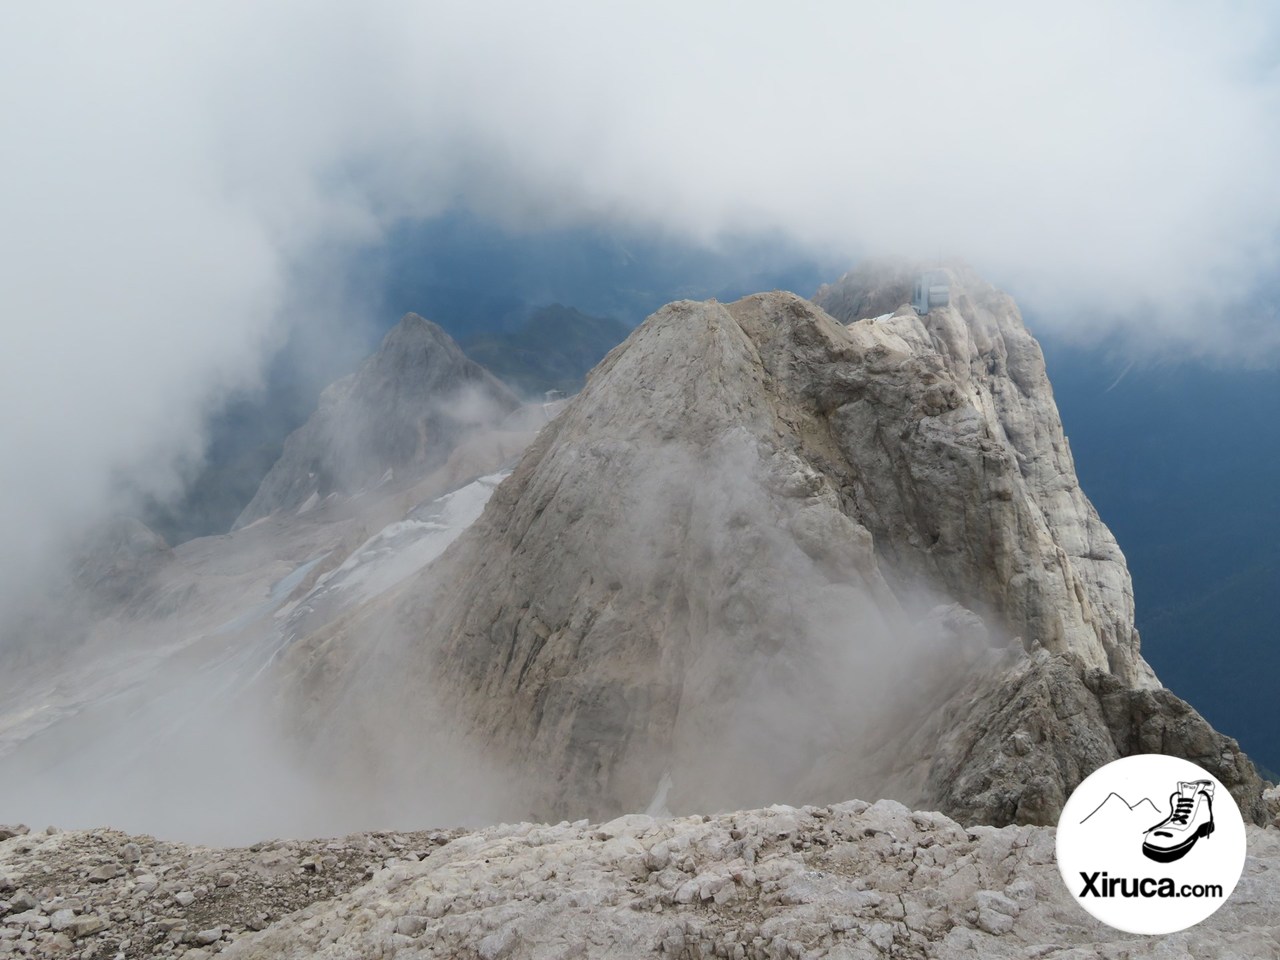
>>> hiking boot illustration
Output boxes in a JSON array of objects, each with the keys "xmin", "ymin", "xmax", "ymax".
[{"xmin": 1142, "ymin": 780, "xmax": 1215, "ymax": 863}]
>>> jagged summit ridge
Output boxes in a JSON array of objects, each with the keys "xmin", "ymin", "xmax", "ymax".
[
  {"xmin": 233, "ymin": 314, "xmax": 519, "ymax": 529},
  {"xmin": 288, "ymin": 268, "xmax": 1264, "ymax": 827}
]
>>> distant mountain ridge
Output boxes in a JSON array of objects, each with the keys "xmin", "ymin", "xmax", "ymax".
[
  {"xmin": 462, "ymin": 304, "xmax": 630, "ymax": 396},
  {"xmin": 1, "ymin": 262, "xmax": 1270, "ymax": 850},
  {"xmin": 233, "ymin": 314, "xmax": 519, "ymax": 529},
  {"xmin": 144, "ymin": 211, "xmax": 830, "ymax": 546}
]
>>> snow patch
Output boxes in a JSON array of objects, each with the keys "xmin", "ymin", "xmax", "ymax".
[
  {"xmin": 307, "ymin": 471, "xmax": 509, "ymax": 607},
  {"xmin": 211, "ymin": 553, "xmax": 330, "ymax": 636}
]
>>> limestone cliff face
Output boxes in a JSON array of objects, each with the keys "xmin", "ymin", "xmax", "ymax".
[
  {"xmin": 812, "ymin": 262, "xmax": 1152, "ymax": 687},
  {"xmin": 292, "ymin": 268, "xmax": 1264, "ymax": 827},
  {"xmin": 234, "ymin": 315, "xmax": 519, "ymax": 529}
]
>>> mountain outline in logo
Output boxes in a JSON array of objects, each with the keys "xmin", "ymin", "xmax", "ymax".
[{"xmin": 1079, "ymin": 792, "xmax": 1161, "ymax": 825}]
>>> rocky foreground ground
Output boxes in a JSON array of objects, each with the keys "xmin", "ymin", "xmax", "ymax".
[{"xmin": 3, "ymin": 796, "xmax": 1279, "ymax": 960}]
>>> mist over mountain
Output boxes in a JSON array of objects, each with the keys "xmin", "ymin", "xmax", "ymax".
[
  {"xmin": 143, "ymin": 216, "xmax": 830, "ymax": 544},
  {"xmin": 7, "ymin": 3, "xmax": 1280, "ymax": 685},
  {"xmin": 137, "ymin": 221, "xmax": 1280, "ymax": 784},
  {"xmin": 9, "ymin": 262, "xmax": 1270, "ymax": 835},
  {"xmin": 233, "ymin": 313, "xmax": 518, "ymax": 529},
  {"xmin": 266, "ymin": 263, "xmax": 1265, "ymax": 832},
  {"xmin": 5, "ymin": 5, "xmax": 1280, "ymax": 955},
  {"xmin": 2, "ymin": 261, "xmax": 1277, "ymax": 958},
  {"xmin": 364, "ymin": 209, "xmax": 837, "ymax": 332}
]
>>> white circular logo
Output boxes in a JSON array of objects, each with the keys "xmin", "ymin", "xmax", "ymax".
[{"xmin": 1056, "ymin": 754, "xmax": 1247, "ymax": 934}]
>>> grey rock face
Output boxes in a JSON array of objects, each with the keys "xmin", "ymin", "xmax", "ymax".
[
  {"xmin": 913, "ymin": 651, "xmax": 1267, "ymax": 827},
  {"xmin": 815, "ymin": 262, "xmax": 1152, "ymax": 685},
  {"xmin": 1265, "ymin": 784, "xmax": 1280, "ymax": 828},
  {"xmin": 293, "ymin": 267, "xmax": 1263, "ymax": 827},
  {"xmin": 234, "ymin": 314, "xmax": 519, "ymax": 529}
]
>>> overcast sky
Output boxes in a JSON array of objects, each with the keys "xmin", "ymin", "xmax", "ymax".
[{"xmin": 2, "ymin": 1, "xmax": 1279, "ymax": 590}]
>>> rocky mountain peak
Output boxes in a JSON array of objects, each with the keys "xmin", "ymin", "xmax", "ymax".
[
  {"xmin": 233, "ymin": 313, "xmax": 519, "ymax": 529},
  {"xmin": 374, "ymin": 312, "xmax": 470, "ymax": 373},
  {"xmin": 286, "ymin": 272, "xmax": 1265, "ymax": 829}
]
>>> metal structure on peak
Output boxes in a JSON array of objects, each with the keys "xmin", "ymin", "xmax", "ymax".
[{"xmin": 912, "ymin": 270, "xmax": 951, "ymax": 315}]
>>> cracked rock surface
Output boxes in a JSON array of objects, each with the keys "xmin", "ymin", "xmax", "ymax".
[
  {"xmin": 4, "ymin": 804, "xmax": 1277, "ymax": 959},
  {"xmin": 0, "ymin": 823, "xmax": 463, "ymax": 959}
]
